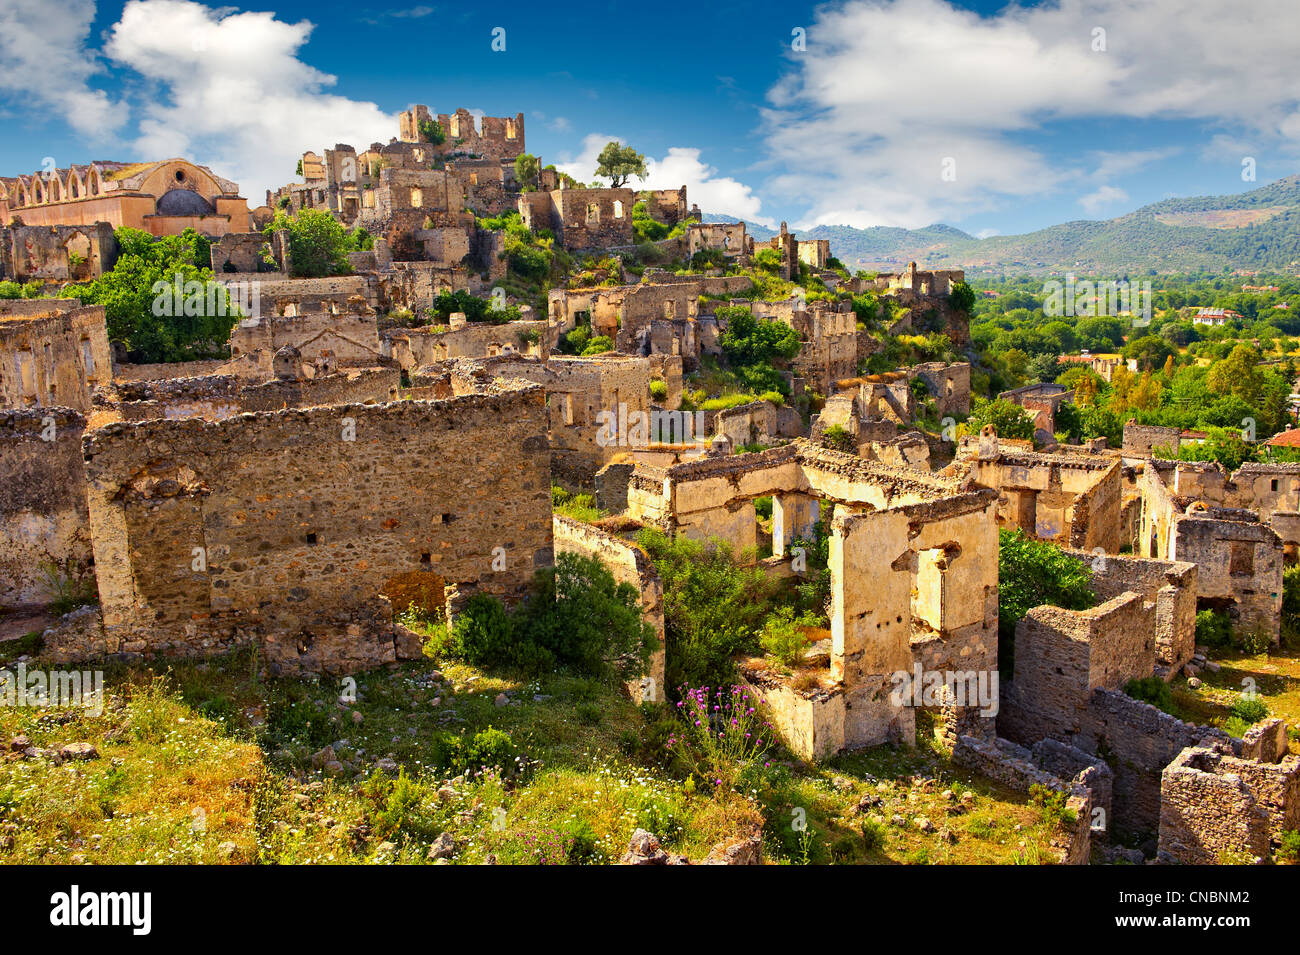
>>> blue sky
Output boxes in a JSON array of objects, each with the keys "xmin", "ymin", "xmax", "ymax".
[{"xmin": 2, "ymin": 0, "xmax": 1298, "ymax": 237}]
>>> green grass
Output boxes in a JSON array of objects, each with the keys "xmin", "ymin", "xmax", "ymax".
[{"xmin": 0, "ymin": 649, "xmax": 1077, "ymax": 865}]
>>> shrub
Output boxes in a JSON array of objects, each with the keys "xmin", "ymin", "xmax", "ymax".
[
  {"xmin": 580, "ymin": 335, "xmax": 614, "ymax": 356},
  {"xmin": 998, "ymin": 529, "xmax": 1095, "ymax": 677},
  {"xmin": 759, "ymin": 606, "xmax": 819, "ymax": 670},
  {"xmin": 1230, "ymin": 695, "xmax": 1269, "ymax": 725},
  {"xmin": 860, "ymin": 818, "xmax": 887, "ymax": 852},
  {"xmin": 515, "ymin": 552, "xmax": 654, "ymax": 681},
  {"xmin": 1278, "ymin": 829, "xmax": 1300, "ymax": 863},
  {"xmin": 1195, "ymin": 609, "xmax": 1233, "ymax": 649},
  {"xmin": 821, "ymin": 424, "xmax": 855, "ymax": 453},
  {"xmin": 1283, "ymin": 565, "xmax": 1300, "ymax": 642},
  {"xmin": 1124, "ymin": 676, "xmax": 1174, "ymax": 714},
  {"xmin": 666, "ymin": 684, "xmax": 773, "ymax": 792},
  {"xmin": 448, "ymin": 593, "xmax": 516, "ymax": 668},
  {"xmin": 649, "ymin": 379, "xmax": 669, "ymax": 402},
  {"xmin": 637, "ymin": 527, "xmax": 782, "ymax": 689},
  {"xmin": 998, "ymin": 529, "xmax": 1095, "ymax": 643},
  {"xmin": 448, "ymin": 726, "xmax": 518, "ymax": 776}
]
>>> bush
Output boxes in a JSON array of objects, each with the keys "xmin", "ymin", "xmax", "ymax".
[
  {"xmin": 649, "ymin": 379, "xmax": 669, "ymax": 402},
  {"xmin": 759, "ymin": 606, "xmax": 819, "ymax": 669},
  {"xmin": 860, "ymin": 818, "xmax": 887, "ymax": 852},
  {"xmin": 1278, "ymin": 829, "xmax": 1300, "ymax": 863},
  {"xmin": 1230, "ymin": 695, "xmax": 1269, "ymax": 725},
  {"xmin": 637, "ymin": 527, "xmax": 782, "ymax": 689},
  {"xmin": 441, "ymin": 553, "xmax": 652, "ymax": 681},
  {"xmin": 448, "ymin": 726, "xmax": 521, "ymax": 778},
  {"xmin": 448, "ymin": 594, "xmax": 516, "ymax": 668},
  {"xmin": 1195, "ymin": 609, "xmax": 1232, "ymax": 649},
  {"xmin": 1124, "ymin": 676, "xmax": 1174, "ymax": 714},
  {"xmin": 998, "ymin": 530, "xmax": 1095, "ymax": 677},
  {"xmin": 580, "ymin": 335, "xmax": 614, "ymax": 356},
  {"xmin": 821, "ymin": 424, "xmax": 855, "ymax": 453}
]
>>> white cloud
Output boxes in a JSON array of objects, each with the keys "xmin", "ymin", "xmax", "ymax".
[
  {"xmin": 1086, "ymin": 148, "xmax": 1182, "ymax": 181},
  {"xmin": 763, "ymin": 0, "xmax": 1300, "ymax": 228},
  {"xmin": 104, "ymin": 0, "xmax": 395, "ymax": 203},
  {"xmin": 1078, "ymin": 185, "xmax": 1129, "ymax": 216},
  {"xmin": 557, "ymin": 133, "xmax": 773, "ymax": 226},
  {"xmin": 974, "ymin": 228, "xmax": 999, "ymax": 239},
  {"xmin": 0, "ymin": 0, "xmax": 128, "ymax": 139}
]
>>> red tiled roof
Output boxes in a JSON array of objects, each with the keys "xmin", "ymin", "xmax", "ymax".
[{"xmin": 1267, "ymin": 429, "xmax": 1300, "ymax": 448}]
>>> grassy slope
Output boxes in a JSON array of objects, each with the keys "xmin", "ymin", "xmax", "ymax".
[{"xmin": 0, "ymin": 642, "xmax": 1071, "ymax": 865}]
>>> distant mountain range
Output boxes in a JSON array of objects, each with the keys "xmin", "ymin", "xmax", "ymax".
[{"xmin": 710, "ymin": 175, "xmax": 1300, "ymax": 275}]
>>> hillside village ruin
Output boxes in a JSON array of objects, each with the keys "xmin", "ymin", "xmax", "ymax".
[{"xmin": 2, "ymin": 104, "xmax": 1297, "ymax": 867}]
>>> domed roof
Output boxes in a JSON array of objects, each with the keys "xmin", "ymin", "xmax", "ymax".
[{"xmin": 156, "ymin": 188, "xmax": 216, "ymax": 216}]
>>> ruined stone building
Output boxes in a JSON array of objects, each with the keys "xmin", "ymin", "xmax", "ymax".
[
  {"xmin": 398, "ymin": 106, "xmax": 526, "ymax": 162},
  {"xmin": 518, "ymin": 186, "xmax": 636, "ymax": 251},
  {"xmin": 1136, "ymin": 459, "xmax": 1285, "ymax": 642},
  {"xmin": 955, "ymin": 434, "xmax": 1123, "ymax": 554},
  {"xmin": 385, "ymin": 312, "xmax": 549, "ymax": 368},
  {"xmin": 41, "ymin": 377, "xmax": 553, "ymax": 676},
  {"xmin": 0, "ymin": 222, "xmax": 119, "ymax": 284},
  {"xmin": 684, "ymin": 222, "xmax": 751, "ymax": 266},
  {"xmin": 0, "ymin": 301, "xmax": 113, "ymax": 411},
  {"xmin": 999, "ymin": 382, "xmax": 1074, "ymax": 438},
  {"xmin": 625, "ymin": 440, "xmax": 1000, "ymax": 758},
  {"xmin": 1, "ymin": 160, "xmax": 250, "ymax": 237},
  {"xmin": 448, "ymin": 353, "xmax": 653, "ymax": 488},
  {"xmin": 548, "ymin": 273, "xmax": 750, "ymax": 368}
]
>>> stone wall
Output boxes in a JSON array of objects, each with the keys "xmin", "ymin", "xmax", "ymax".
[
  {"xmin": 951, "ymin": 734, "xmax": 1096, "ymax": 863},
  {"xmin": 1001, "ymin": 594, "xmax": 1156, "ymax": 748},
  {"xmin": 106, "ymin": 368, "xmax": 399, "ymax": 421},
  {"xmin": 0, "ymin": 301, "xmax": 113, "ymax": 411},
  {"xmin": 0, "ymin": 222, "xmax": 118, "ymax": 282},
  {"xmin": 1122, "ymin": 422, "xmax": 1181, "ymax": 458},
  {"xmin": 964, "ymin": 446, "xmax": 1122, "ymax": 553},
  {"xmin": 1079, "ymin": 689, "xmax": 1228, "ymax": 837},
  {"xmin": 61, "ymin": 383, "xmax": 552, "ymax": 674},
  {"xmin": 0, "ymin": 409, "xmax": 90, "ymax": 608},
  {"xmin": 1064, "ymin": 548, "xmax": 1198, "ymax": 673},
  {"xmin": 1157, "ymin": 741, "xmax": 1294, "ymax": 864}
]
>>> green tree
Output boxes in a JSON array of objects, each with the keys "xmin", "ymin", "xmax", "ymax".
[
  {"xmin": 513, "ymin": 152, "xmax": 540, "ymax": 190},
  {"xmin": 72, "ymin": 227, "xmax": 235, "ymax": 363},
  {"xmin": 594, "ymin": 141, "xmax": 647, "ymax": 188},
  {"xmin": 965, "ymin": 397, "xmax": 1036, "ymax": 440},
  {"xmin": 1124, "ymin": 334, "xmax": 1175, "ymax": 371},
  {"xmin": 949, "ymin": 280, "xmax": 976, "ymax": 313},
  {"xmin": 268, "ymin": 209, "xmax": 353, "ymax": 278},
  {"xmin": 997, "ymin": 529, "xmax": 1096, "ymax": 673},
  {"xmin": 1206, "ymin": 343, "xmax": 1264, "ymax": 406},
  {"xmin": 418, "ymin": 117, "xmax": 445, "ymax": 146},
  {"xmin": 717, "ymin": 306, "xmax": 802, "ymax": 368}
]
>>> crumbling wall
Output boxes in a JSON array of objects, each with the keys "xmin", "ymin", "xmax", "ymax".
[
  {"xmin": 1000, "ymin": 594, "xmax": 1155, "ymax": 748},
  {"xmin": 0, "ymin": 409, "xmax": 90, "ymax": 607},
  {"xmin": 65, "ymin": 384, "xmax": 552, "ymax": 674},
  {"xmin": 1123, "ymin": 422, "xmax": 1181, "ymax": 458},
  {"xmin": 1078, "ymin": 689, "xmax": 1228, "ymax": 837},
  {"xmin": 0, "ymin": 302, "xmax": 113, "ymax": 411},
  {"xmin": 0, "ymin": 223, "xmax": 118, "ymax": 282},
  {"xmin": 1158, "ymin": 745, "xmax": 1276, "ymax": 864},
  {"xmin": 1066, "ymin": 549, "xmax": 1198, "ymax": 674},
  {"xmin": 951, "ymin": 734, "xmax": 1096, "ymax": 864}
]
